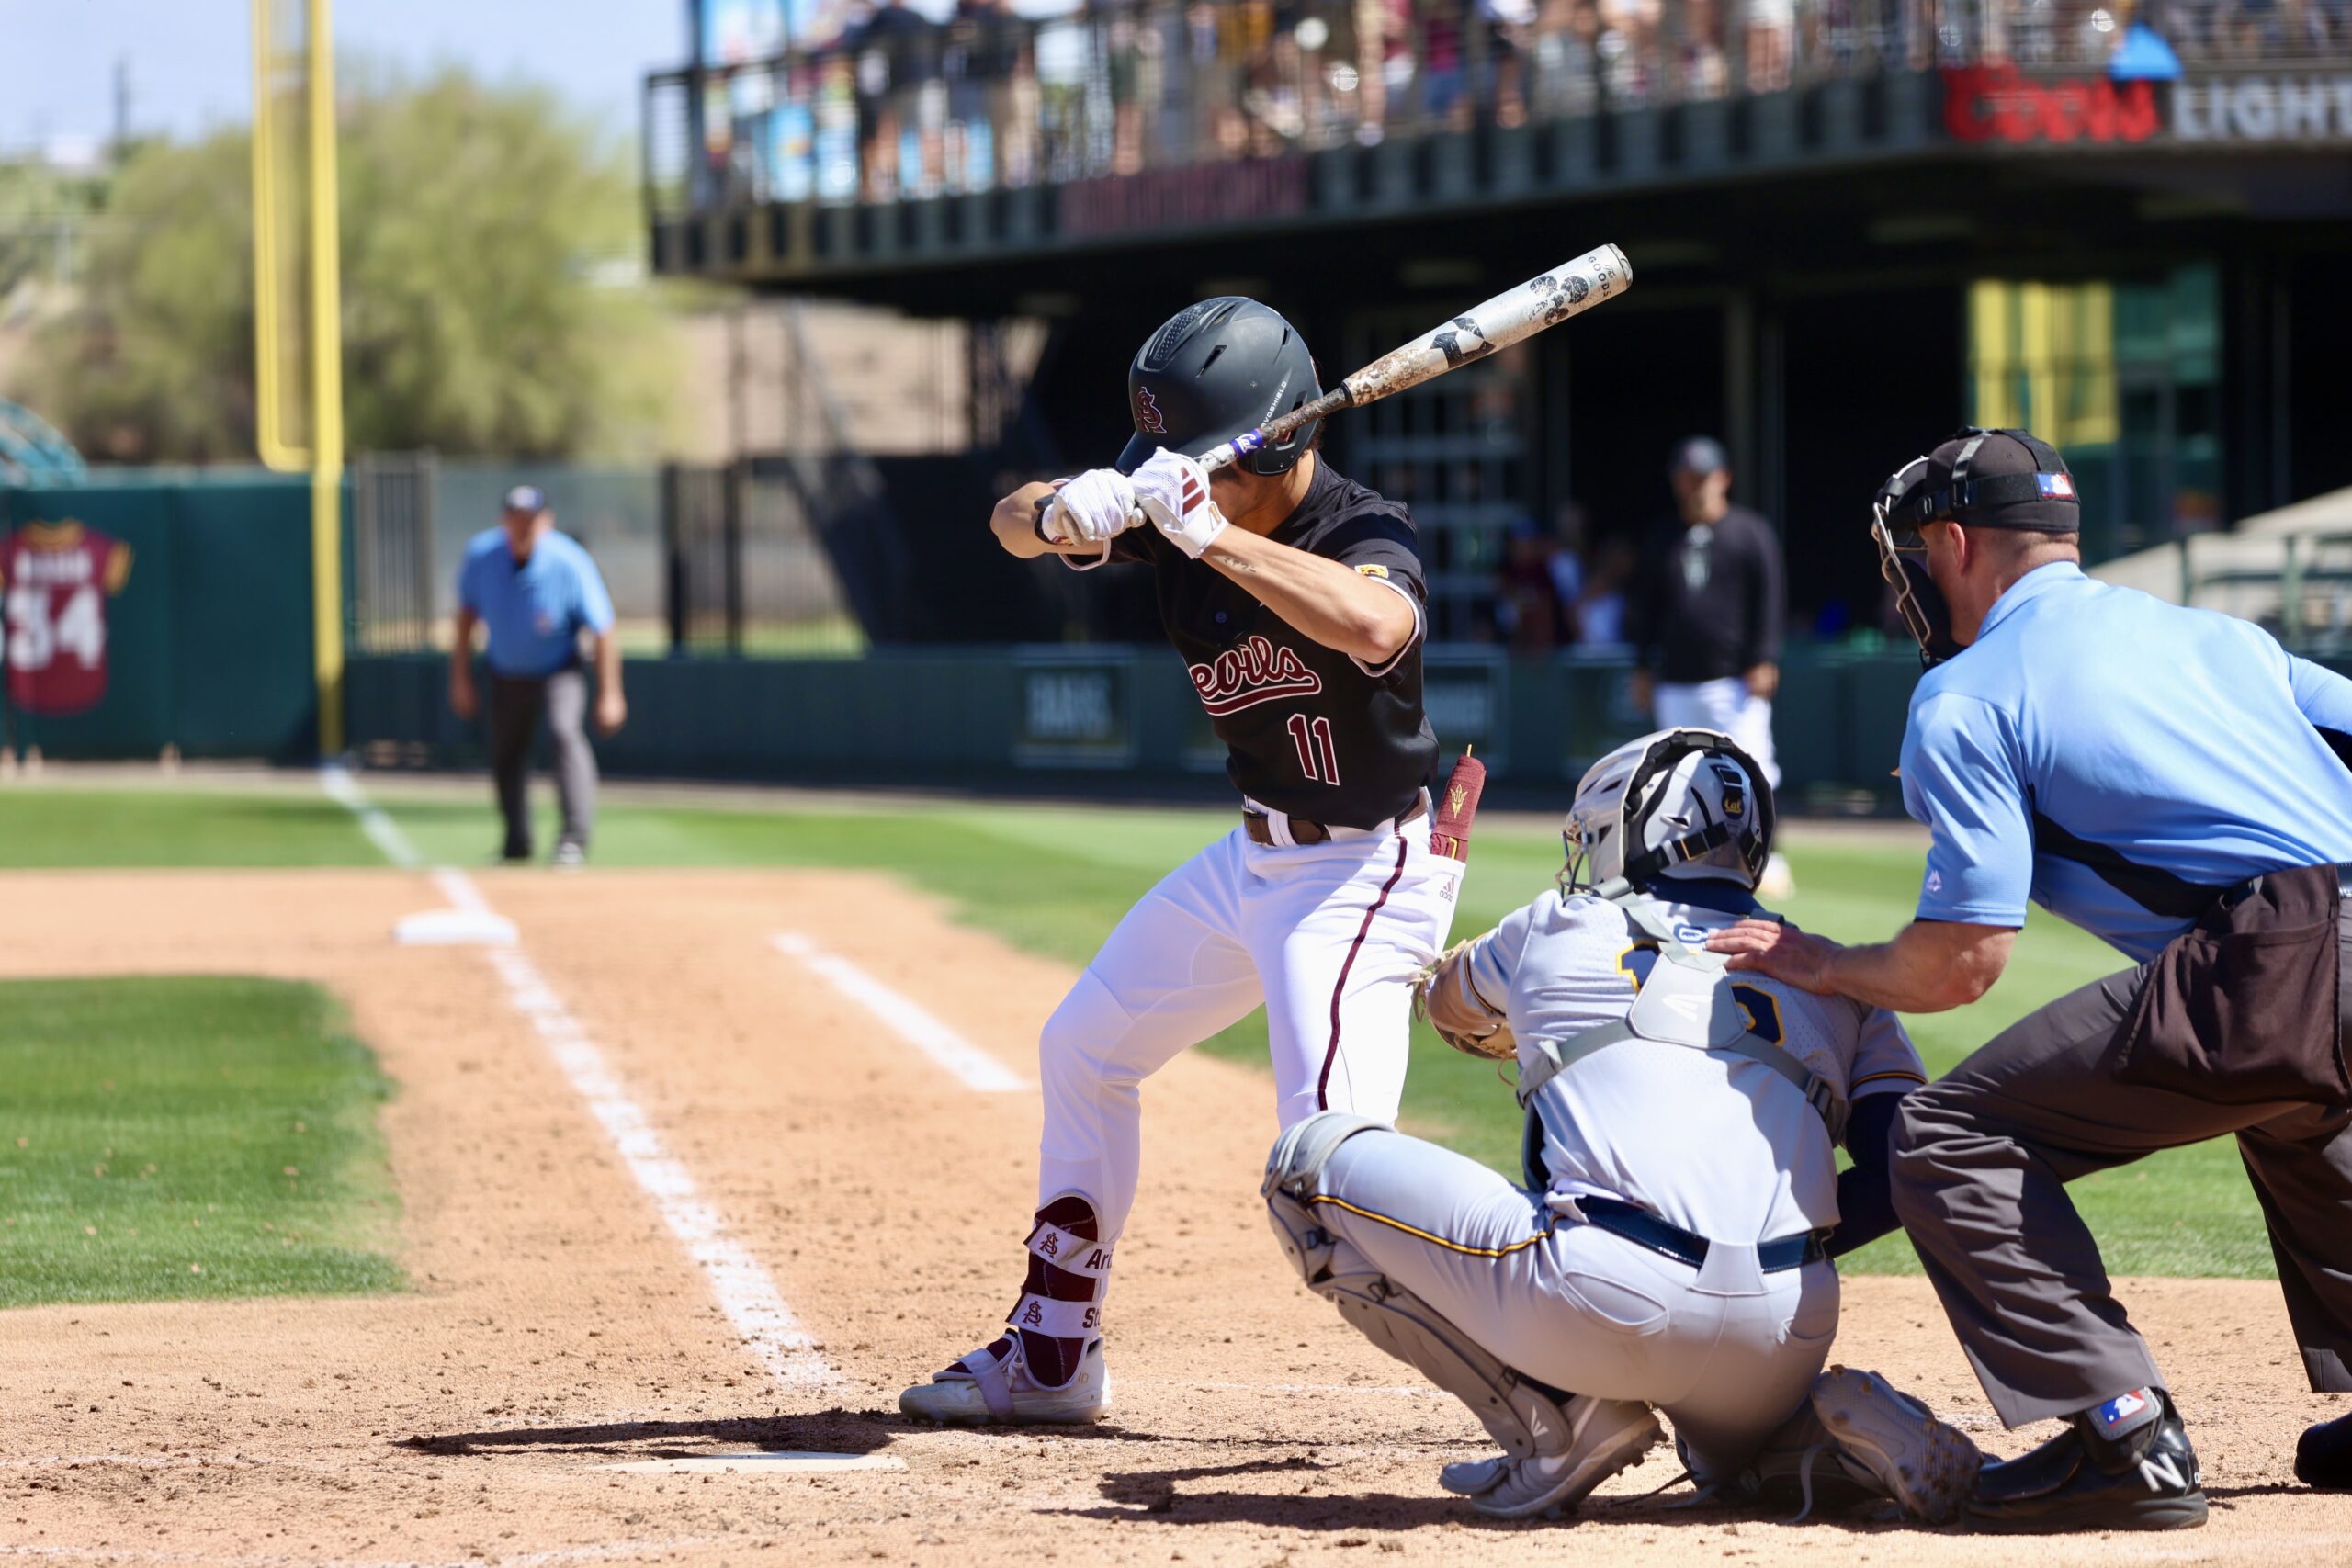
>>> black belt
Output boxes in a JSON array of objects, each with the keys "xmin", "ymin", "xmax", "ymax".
[
  {"xmin": 1243, "ymin": 796, "xmax": 1427, "ymax": 848},
  {"xmin": 1580, "ymin": 1196, "xmax": 1826, "ymax": 1275}
]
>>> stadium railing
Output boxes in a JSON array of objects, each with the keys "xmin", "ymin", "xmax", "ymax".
[{"xmin": 647, "ymin": 0, "xmax": 2352, "ymax": 221}]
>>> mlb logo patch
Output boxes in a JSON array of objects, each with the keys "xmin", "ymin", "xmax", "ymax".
[
  {"xmin": 2096, "ymin": 1390, "xmax": 2149, "ymax": 1430},
  {"xmin": 1355, "ymin": 563, "xmax": 1390, "ymax": 580},
  {"xmin": 2038, "ymin": 472, "xmax": 2075, "ymax": 500}
]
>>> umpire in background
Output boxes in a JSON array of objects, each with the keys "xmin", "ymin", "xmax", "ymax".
[
  {"xmin": 1710, "ymin": 427, "xmax": 2352, "ymax": 1532},
  {"xmin": 1627, "ymin": 435, "xmax": 1791, "ymax": 892},
  {"xmin": 448, "ymin": 485, "xmax": 626, "ymax": 866}
]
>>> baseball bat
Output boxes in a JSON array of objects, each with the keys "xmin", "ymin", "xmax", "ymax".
[
  {"xmin": 1041, "ymin": 244, "xmax": 1632, "ymax": 535},
  {"xmin": 1191, "ymin": 243, "xmax": 1633, "ymax": 476}
]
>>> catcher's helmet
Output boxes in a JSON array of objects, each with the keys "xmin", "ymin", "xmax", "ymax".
[
  {"xmin": 1120, "ymin": 298, "xmax": 1321, "ymax": 477},
  {"xmin": 1563, "ymin": 728, "xmax": 1776, "ymax": 896}
]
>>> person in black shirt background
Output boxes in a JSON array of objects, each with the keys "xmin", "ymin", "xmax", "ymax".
[
  {"xmin": 1628, "ymin": 434, "xmax": 1792, "ymax": 894},
  {"xmin": 899, "ymin": 296, "xmax": 1463, "ymax": 1429}
]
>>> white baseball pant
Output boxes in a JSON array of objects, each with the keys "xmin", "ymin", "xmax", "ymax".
[
  {"xmin": 1037, "ymin": 805, "xmax": 1459, "ymax": 1245},
  {"xmin": 1308, "ymin": 1125, "xmax": 1839, "ymax": 1481},
  {"xmin": 1655, "ymin": 677, "xmax": 1781, "ymax": 788}
]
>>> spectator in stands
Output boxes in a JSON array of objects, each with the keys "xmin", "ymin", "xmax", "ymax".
[
  {"xmin": 1576, "ymin": 535, "xmax": 1636, "ymax": 646},
  {"xmin": 1499, "ymin": 513, "xmax": 1578, "ymax": 651},
  {"xmin": 1532, "ymin": 0, "xmax": 1602, "ymax": 116},
  {"xmin": 1747, "ymin": 0, "xmax": 1794, "ymax": 89},
  {"xmin": 449, "ymin": 486, "xmax": 627, "ymax": 869},
  {"xmin": 1548, "ymin": 499, "xmax": 1589, "ymax": 614},
  {"xmin": 1680, "ymin": 0, "xmax": 1730, "ymax": 97},
  {"xmin": 1482, "ymin": 0, "xmax": 1537, "ymax": 126}
]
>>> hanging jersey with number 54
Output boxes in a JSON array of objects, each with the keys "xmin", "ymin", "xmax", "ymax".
[{"xmin": 2, "ymin": 521, "xmax": 133, "ymax": 717}]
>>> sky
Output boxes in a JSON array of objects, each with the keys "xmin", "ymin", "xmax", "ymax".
[{"xmin": 0, "ymin": 1, "xmax": 692, "ymax": 157}]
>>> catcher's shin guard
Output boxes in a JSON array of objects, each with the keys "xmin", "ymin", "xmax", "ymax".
[{"xmin": 1262, "ymin": 1111, "xmax": 1589, "ymax": 1471}]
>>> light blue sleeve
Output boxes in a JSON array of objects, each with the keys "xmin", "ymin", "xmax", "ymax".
[
  {"xmin": 571, "ymin": 544, "xmax": 615, "ymax": 635},
  {"xmin": 1899, "ymin": 691, "xmax": 2033, "ymax": 929},
  {"xmin": 2288, "ymin": 653, "xmax": 2352, "ymax": 738},
  {"xmin": 457, "ymin": 546, "xmax": 485, "ymax": 614}
]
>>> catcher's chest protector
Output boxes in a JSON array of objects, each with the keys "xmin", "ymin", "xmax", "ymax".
[{"xmin": 1517, "ymin": 894, "xmax": 1847, "ymax": 1143}]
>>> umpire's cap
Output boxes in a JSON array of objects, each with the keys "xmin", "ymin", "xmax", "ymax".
[
  {"xmin": 1120, "ymin": 298, "xmax": 1321, "ymax": 478},
  {"xmin": 1877, "ymin": 427, "xmax": 2080, "ymax": 541}
]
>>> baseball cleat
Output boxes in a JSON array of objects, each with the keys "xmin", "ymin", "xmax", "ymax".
[
  {"xmin": 1465, "ymin": 1397, "xmax": 1663, "ymax": 1520},
  {"xmin": 2297, "ymin": 1410, "xmax": 2352, "ymax": 1490},
  {"xmin": 1962, "ymin": 1388, "xmax": 2204, "ymax": 1533},
  {"xmin": 1811, "ymin": 1365, "xmax": 1983, "ymax": 1523},
  {"xmin": 1437, "ymin": 1454, "xmax": 1511, "ymax": 1497},
  {"xmin": 898, "ymin": 1336, "xmax": 1108, "ymax": 1427}
]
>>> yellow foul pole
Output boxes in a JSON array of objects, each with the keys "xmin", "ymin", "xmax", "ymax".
[
  {"xmin": 306, "ymin": 0, "xmax": 345, "ymax": 756},
  {"xmin": 250, "ymin": 0, "xmax": 344, "ymax": 756}
]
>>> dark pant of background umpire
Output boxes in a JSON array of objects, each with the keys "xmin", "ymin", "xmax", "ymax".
[
  {"xmin": 1891, "ymin": 865, "xmax": 2352, "ymax": 1428},
  {"xmin": 488, "ymin": 668, "xmax": 596, "ymax": 860}
]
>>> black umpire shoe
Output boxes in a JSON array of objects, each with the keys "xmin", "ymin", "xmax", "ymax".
[
  {"xmin": 2297, "ymin": 1411, "xmax": 2352, "ymax": 1490},
  {"xmin": 1963, "ymin": 1388, "xmax": 2205, "ymax": 1533}
]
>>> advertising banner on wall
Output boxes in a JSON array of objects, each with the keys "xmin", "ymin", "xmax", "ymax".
[{"xmin": 1944, "ymin": 66, "xmax": 2352, "ymax": 148}]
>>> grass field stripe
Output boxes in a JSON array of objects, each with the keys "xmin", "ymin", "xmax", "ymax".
[
  {"xmin": 478, "ymin": 935, "xmax": 841, "ymax": 1393},
  {"xmin": 771, "ymin": 931, "xmax": 1026, "ymax": 1092},
  {"xmin": 317, "ymin": 763, "xmax": 423, "ymax": 868}
]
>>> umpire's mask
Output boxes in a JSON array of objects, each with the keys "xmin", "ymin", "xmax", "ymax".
[{"xmin": 1871, "ymin": 427, "xmax": 2081, "ymax": 668}]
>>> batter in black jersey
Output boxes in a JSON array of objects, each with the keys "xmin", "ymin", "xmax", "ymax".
[
  {"xmin": 1098, "ymin": 458, "xmax": 1436, "ymax": 826},
  {"xmin": 900, "ymin": 297, "xmax": 1464, "ymax": 1430}
]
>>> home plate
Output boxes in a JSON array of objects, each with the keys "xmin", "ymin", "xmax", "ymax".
[
  {"xmin": 394, "ymin": 909, "xmax": 517, "ymax": 946},
  {"xmin": 605, "ymin": 1451, "xmax": 905, "ymax": 1476}
]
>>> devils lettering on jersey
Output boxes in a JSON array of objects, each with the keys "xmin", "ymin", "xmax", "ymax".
[
  {"xmin": 1098, "ymin": 461, "xmax": 1437, "ymax": 828},
  {"xmin": 1191, "ymin": 635, "xmax": 1323, "ymax": 715}
]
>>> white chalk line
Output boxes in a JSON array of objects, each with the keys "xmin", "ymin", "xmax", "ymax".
[
  {"xmin": 1158, "ymin": 1381, "xmax": 1446, "ymax": 1399},
  {"xmin": 770, "ymin": 931, "xmax": 1026, "ymax": 1093},
  {"xmin": 318, "ymin": 769, "xmax": 841, "ymax": 1395},
  {"xmin": 483, "ymin": 939, "xmax": 838, "ymax": 1392},
  {"xmin": 0, "ymin": 1538, "xmax": 724, "ymax": 1568},
  {"xmin": 318, "ymin": 762, "xmax": 422, "ymax": 869}
]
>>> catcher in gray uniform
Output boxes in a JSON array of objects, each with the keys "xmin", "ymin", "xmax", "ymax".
[{"xmin": 1264, "ymin": 728, "xmax": 1981, "ymax": 1520}]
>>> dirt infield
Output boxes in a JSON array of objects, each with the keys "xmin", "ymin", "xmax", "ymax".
[{"xmin": 0, "ymin": 866, "xmax": 2346, "ymax": 1567}]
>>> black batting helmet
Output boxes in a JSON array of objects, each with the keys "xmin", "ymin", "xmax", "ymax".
[{"xmin": 1119, "ymin": 298, "xmax": 1321, "ymax": 477}]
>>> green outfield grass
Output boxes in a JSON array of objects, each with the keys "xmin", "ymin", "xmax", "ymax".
[
  {"xmin": 0, "ymin": 783, "xmax": 2273, "ymax": 1277},
  {"xmin": 0, "ymin": 976, "xmax": 402, "ymax": 1306}
]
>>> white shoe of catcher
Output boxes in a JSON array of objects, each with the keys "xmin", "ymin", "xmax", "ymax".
[
  {"xmin": 898, "ymin": 1337, "xmax": 1109, "ymax": 1427},
  {"xmin": 1810, "ymin": 1365, "xmax": 1982, "ymax": 1523},
  {"xmin": 1441, "ymin": 1397, "xmax": 1664, "ymax": 1519}
]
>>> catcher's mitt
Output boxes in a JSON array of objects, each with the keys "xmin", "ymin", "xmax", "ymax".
[{"xmin": 1414, "ymin": 938, "xmax": 1516, "ymax": 1060}]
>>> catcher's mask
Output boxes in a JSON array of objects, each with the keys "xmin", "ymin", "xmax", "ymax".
[
  {"xmin": 1872, "ymin": 427, "xmax": 2080, "ymax": 669},
  {"xmin": 1561, "ymin": 728, "xmax": 1776, "ymax": 898}
]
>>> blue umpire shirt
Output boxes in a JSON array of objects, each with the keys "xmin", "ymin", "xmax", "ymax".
[
  {"xmin": 1902, "ymin": 561, "xmax": 2352, "ymax": 963},
  {"xmin": 458, "ymin": 527, "xmax": 615, "ymax": 680}
]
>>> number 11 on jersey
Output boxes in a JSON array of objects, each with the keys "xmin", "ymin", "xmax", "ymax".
[{"xmin": 1286, "ymin": 714, "xmax": 1340, "ymax": 784}]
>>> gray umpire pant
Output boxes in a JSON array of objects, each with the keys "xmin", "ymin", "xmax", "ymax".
[
  {"xmin": 1311, "ymin": 1128, "xmax": 1839, "ymax": 1481},
  {"xmin": 1890, "ymin": 931, "xmax": 2352, "ymax": 1429},
  {"xmin": 487, "ymin": 668, "xmax": 596, "ymax": 859}
]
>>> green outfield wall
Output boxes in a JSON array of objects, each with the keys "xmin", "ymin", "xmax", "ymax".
[
  {"xmin": 1, "ymin": 474, "xmax": 327, "ymax": 761},
  {"xmin": 345, "ymin": 642, "xmax": 1929, "ymax": 808}
]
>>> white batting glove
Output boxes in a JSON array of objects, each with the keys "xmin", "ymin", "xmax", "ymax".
[
  {"xmin": 1131, "ymin": 447, "xmax": 1227, "ymax": 559},
  {"xmin": 1042, "ymin": 468, "xmax": 1140, "ymax": 547}
]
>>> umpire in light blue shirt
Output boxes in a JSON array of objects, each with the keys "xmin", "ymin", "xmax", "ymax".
[
  {"xmin": 1708, "ymin": 429, "xmax": 2352, "ymax": 1531},
  {"xmin": 449, "ymin": 485, "xmax": 626, "ymax": 866}
]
